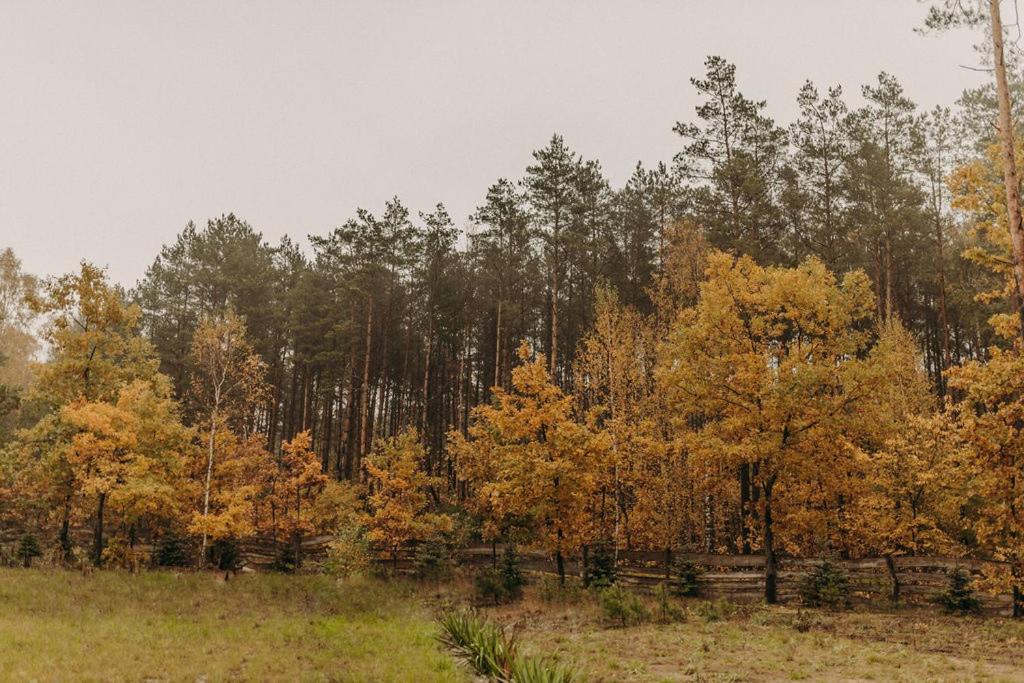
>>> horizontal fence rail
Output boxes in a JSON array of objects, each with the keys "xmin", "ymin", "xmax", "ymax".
[{"xmin": 2, "ymin": 530, "xmax": 1010, "ymax": 615}]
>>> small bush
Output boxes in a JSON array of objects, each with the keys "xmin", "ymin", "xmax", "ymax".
[
  {"xmin": 799, "ymin": 560, "xmax": 851, "ymax": 609},
  {"xmin": 537, "ymin": 574, "xmax": 585, "ymax": 604},
  {"xmin": 154, "ymin": 533, "xmax": 189, "ymax": 568},
  {"xmin": 102, "ymin": 536, "xmax": 142, "ymax": 571},
  {"xmin": 475, "ymin": 544, "xmax": 526, "ymax": 605},
  {"xmin": 211, "ymin": 538, "xmax": 240, "ymax": 572},
  {"xmin": 692, "ymin": 598, "xmax": 737, "ymax": 623},
  {"xmin": 653, "ymin": 582, "xmax": 687, "ymax": 623},
  {"xmin": 500, "ymin": 544, "xmax": 525, "ymax": 596},
  {"xmin": 412, "ymin": 538, "xmax": 454, "ymax": 580},
  {"xmin": 934, "ymin": 568, "xmax": 981, "ymax": 614},
  {"xmin": 16, "ymin": 533, "xmax": 41, "ymax": 568},
  {"xmin": 587, "ymin": 542, "xmax": 616, "ymax": 588},
  {"xmin": 671, "ymin": 559, "xmax": 702, "ymax": 597},
  {"xmin": 323, "ymin": 524, "xmax": 371, "ymax": 577},
  {"xmin": 598, "ymin": 585, "xmax": 650, "ymax": 627},
  {"xmin": 271, "ymin": 544, "xmax": 297, "ymax": 573}
]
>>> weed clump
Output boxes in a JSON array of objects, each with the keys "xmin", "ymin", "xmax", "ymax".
[
  {"xmin": 692, "ymin": 598, "xmax": 737, "ymax": 622},
  {"xmin": 653, "ymin": 582, "xmax": 687, "ymax": 623}
]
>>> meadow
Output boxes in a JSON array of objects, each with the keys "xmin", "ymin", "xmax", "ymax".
[{"xmin": 2, "ymin": 568, "xmax": 1024, "ymax": 682}]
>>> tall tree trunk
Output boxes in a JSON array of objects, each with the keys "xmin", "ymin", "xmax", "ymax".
[
  {"xmin": 493, "ymin": 299, "xmax": 502, "ymax": 390},
  {"xmin": 884, "ymin": 227, "xmax": 894, "ymax": 320},
  {"xmin": 990, "ymin": 0, "xmax": 1024, "ymax": 340},
  {"xmin": 359, "ymin": 297, "xmax": 373, "ymax": 476},
  {"xmin": 93, "ymin": 492, "xmax": 106, "ymax": 567},
  {"xmin": 762, "ymin": 479, "xmax": 778, "ymax": 604},
  {"xmin": 200, "ymin": 404, "xmax": 218, "ymax": 567},
  {"xmin": 739, "ymin": 464, "xmax": 751, "ymax": 554},
  {"xmin": 422, "ymin": 321, "xmax": 433, "ymax": 438}
]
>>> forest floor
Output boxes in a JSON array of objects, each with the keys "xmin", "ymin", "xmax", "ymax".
[{"xmin": 2, "ymin": 569, "xmax": 1024, "ymax": 682}]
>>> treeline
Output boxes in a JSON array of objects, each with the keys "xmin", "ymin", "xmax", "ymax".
[
  {"xmin": 2, "ymin": 52, "xmax": 1024, "ymax": 608},
  {"xmin": 132, "ymin": 59, "xmax": 1009, "ymax": 476}
]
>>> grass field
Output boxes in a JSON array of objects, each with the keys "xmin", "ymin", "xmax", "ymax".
[
  {"xmin": 486, "ymin": 591, "xmax": 1024, "ymax": 682},
  {"xmin": 0, "ymin": 569, "xmax": 463, "ymax": 682},
  {"xmin": 2, "ymin": 569, "xmax": 1024, "ymax": 682}
]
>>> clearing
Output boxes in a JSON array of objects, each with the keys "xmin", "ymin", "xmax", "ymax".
[{"xmin": 2, "ymin": 569, "xmax": 1023, "ymax": 681}]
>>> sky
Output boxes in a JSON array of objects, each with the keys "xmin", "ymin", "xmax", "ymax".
[{"xmin": 0, "ymin": 0, "xmax": 989, "ymax": 286}]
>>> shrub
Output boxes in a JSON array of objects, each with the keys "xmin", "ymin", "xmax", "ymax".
[
  {"xmin": 598, "ymin": 585, "xmax": 650, "ymax": 627},
  {"xmin": 210, "ymin": 538, "xmax": 240, "ymax": 572},
  {"xmin": 693, "ymin": 598, "xmax": 737, "ymax": 622},
  {"xmin": 412, "ymin": 538, "xmax": 454, "ymax": 580},
  {"xmin": 102, "ymin": 535, "xmax": 142, "ymax": 571},
  {"xmin": 934, "ymin": 568, "xmax": 981, "ymax": 614},
  {"xmin": 500, "ymin": 543, "xmax": 525, "ymax": 597},
  {"xmin": 323, "ymin": 524, "xmax": 371, "ymax": 578},
  {"xmin": 670, "ymin": 559, "xmax": 702, "ymax": 597},
  {"xmin": 271, "ymin": 544, "xmax": 297, "ymax": 573},
  {"xmin": 799, "ymin": 560, "xmax": 851, "ymax": 609},
  {"xmin": 16, "ymin": 533, "xmax": 41, "ymax": 568},
  {"xmin": 475, "ymin": 544, "xmax": 526, "ymax": 605},
  {"xmin": 653, "ymin": 582, "xmax": 687, "ymax": 623},
  {"xmin": 537, "ymin": 574, "xmax": 584, "ymax": 604},
  {"xmin": 587, "ymin": 542, "xmax": 616, "ymax": 588},
  {"xmin": 154, "ymin": 533, "xmax": 189, "ymax": 568}
]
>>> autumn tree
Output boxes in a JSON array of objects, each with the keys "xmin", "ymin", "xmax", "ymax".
[
  {"xmin": 453, "ymin": 344, "xmax": 595, "ymax": 584},
  {"xmin": 364, "ymin": 427, "xmax": 451, "ymax": 568},
  {"xmin": 948, "ymin": 340, "xmax": 1024, "ymax": 615},
  {"xmin": 925, "ymin": 0, "xmax": 1024, "ymax": 339},
  {"xmin": 658, "ymin": 252, "xmax": 880, "ymax": 602},
  {"xmin": 268, "ymin": 430, "xmax": 329, "ymax": 568},
  {"xmin": 12, "ymin": 263, "xmax": 167, "ymax": 561},
  {"xmin": 62, "ymin": 378, "xmax": 192, "ymax": 565},
  {"xmin": 189, "ymin": 311, "xmax": 267, "ymax": 564}
]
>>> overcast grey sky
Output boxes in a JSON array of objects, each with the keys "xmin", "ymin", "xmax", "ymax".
[{"xmin": 0, "ymin": 1, "xmax": 986, "ymax": 286}]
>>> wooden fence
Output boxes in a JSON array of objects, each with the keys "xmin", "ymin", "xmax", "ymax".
[
  {"xmin": 4, "ymin": 530, "xmax": 1009, "ymax": 615},
  {"xmin": 354, "ymin": 543, "xmax": 1014, "ymax": 616}
]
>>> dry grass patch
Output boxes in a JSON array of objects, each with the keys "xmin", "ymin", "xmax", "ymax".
[{"xmin": 485, "ymin": 585, "xmax": 1024, "ymax": 682}]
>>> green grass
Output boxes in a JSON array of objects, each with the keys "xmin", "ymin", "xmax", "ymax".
[{"xmin": 0, "ymin": 569, "xmax": 465, "ymax": 682}]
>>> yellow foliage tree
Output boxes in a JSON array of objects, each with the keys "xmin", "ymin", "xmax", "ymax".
[
  {"xmin": 365, "ymin": 428, "xmax": 452, "ymax": 569},
  {"xmin": 62, "ymin": 378, "xmax": 192, "ymax": 565},
  {"xmin": 267, "ymin": 431, "xmax": 329, "ymax": 568},
  {"xmin": 948, "ymin": 342, "xmax": 1024, "ymax": 615},
  {"xmin": 658, "ymin": 252, "xmax": 882, "ymax": 603},
  {"xmin": 454, "ymin": 343, "xmax": 595, "ymax": 584}
]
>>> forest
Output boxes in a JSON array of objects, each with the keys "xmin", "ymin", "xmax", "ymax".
[{"xmin": 8, "ymin": 6, "xmax": 1024, "ymax": 677}]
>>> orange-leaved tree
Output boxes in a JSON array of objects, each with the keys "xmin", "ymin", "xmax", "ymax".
[
  {"xmin": 62, "ymin": 378, "xmax": 192, "ymax": 566},
  {"xmin": 658, "ymin": 252, "xmax": 881, "ymax": 603},
  {"xmin": 365, "ymin": 427, "xmax": 451, "ymax": 569},
  {"xmin": 266, "ymin": 430, "xmax": 328, "ymax": 569},
  {"xmin": 454, "ymin": 342, "xmax": 596, "ymax": 584}
]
